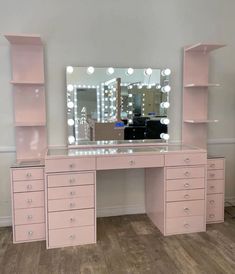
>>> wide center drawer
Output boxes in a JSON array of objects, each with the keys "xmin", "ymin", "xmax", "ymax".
[
  {"xmin": 166, "ymin": 178, "xmax": 205, "ymax": 191},
  {"xmin": 12, "ymin": 168, "xmax": 44, "ymax": 181},
  {"xmin": 97, "ymin": 154, "xmax": 164, "ymax": 170},
  {"xmin": 14, "ymin": 207, "xmax": 45, "ymax": 225},
  {"xmin": 48, "ymin": 185, "xmax": 94, "ymax": 200},
  {"xmin": 14, "ymin": 191, "xmax": 44, "ymax": 209},
  {"xmin": 48, "ymin": 208, "xmax": 94, "ymax": 229},
  {"xmin": 47, "ymin": 172, "xmax": 94, "ymax": 188},
  {"xmin": 166, "ymin": 167, "xmax": 205, "ymax": 180},
  {"xmin": 45, "ymin": 157, "xmax": 96, "ymax": 173},
  {"xmin": 165, "ymin": 153, "xmax": 206, "ymax": 166},
  {"xmin": 166, "ymin": 189, "xmax": 205, "ymax": 202},
  {"xmin": 166, "ymin": 200, "xmax": 205, "ymax": 218},
  {"xmin": 13, "ymin": 180, "xmax": 44, "ymax": 193}
]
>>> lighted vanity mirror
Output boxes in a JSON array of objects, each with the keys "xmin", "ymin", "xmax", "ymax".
[{"xmin": 66, "ymin": 66, "xmax": 171, "ymax": 145}]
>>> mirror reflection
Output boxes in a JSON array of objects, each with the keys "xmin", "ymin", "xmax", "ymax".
[{"xmin": 66, "ymin": 67, "xmax": 170, "ymax": 145}]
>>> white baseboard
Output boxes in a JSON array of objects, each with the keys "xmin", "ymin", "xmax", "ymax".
[
  {"xmin": 0, "ymin": 216, "xmax": 12, "ymax": 227},
  {"xmin": 97, "ymin": 204, "xmax": 145, "ymax": 218}
]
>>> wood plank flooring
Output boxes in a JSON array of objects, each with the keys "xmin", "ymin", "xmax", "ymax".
[{"xmin": 1, "ymin": 213, "xmax": 235, "ymax": 274}]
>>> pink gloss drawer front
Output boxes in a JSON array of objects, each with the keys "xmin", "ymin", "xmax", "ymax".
[
  {"xmin": 15, "ymin": 223, "xmax": 45, "ymax": 242},
  {"xmin": 12, "ymin": 168, "xmax": 44, "ymax": 181},
  {"xmin": 165, "ymin": 153, "xmax": 206, "ymax": 166},
  {"xmin": 166, "ymin": 189, "xmax": 205, "ymax": 202},
  {"xmin": 45, "ymin": 157, "xmax": 96, "ymax": 173},
  {"xmin": 48, "ymin": 225, "xmax": 95, "ymax": 248},
  {"xmin": 97, "ymin": 154, "xmax": 164, "ymax": 170},
  {"xmin": 207, "ymin": 180, "xmax": 224, "ymax": 194},
  {"xmin": 166, "ymin": 200, "xmax": 205, "ymax": 218},
  {"xmin": 166, "ymin": 178, "xmax": 205, "ymax": 191},
  {"xmin": 48, "ymin": 196, "xmax": 94, "ymax": 212},
  {"xmin": 48, "ymin": 208, "xmax": 94, "ymax": 229},
  {"xmin": 166, "ymin": 167, "xmax": 205, "ymax": 180},
  {"xmin": 48, "ymin": 185, "xmax": 94, "ymax": 200},
  {"xmin": 48, "ymin": 172, "xmax": 94, "ymax": 188},
  {"xmin": 207, "ymin": 159, "xmax": 224, "ymax": 170},
  {"xmin": 14, "ymin": 207, "xmax": 45, "ymax": 225},
  {"xmin": 207, "ymin": 194, "xmax": 224, "ymax": 222},
  {"xmin": 14, "ymin": 191, "xmax": 44, "ymax": 209},
  {"xmin": 166, "ymin": 216, "xmax": 205, "ymax": 235},
  {"xmin": 13, "ymin": 180, "xmax": 44, "ymax": 192},
  {"xmin": 207, "ymin": 170, "xmax": 224, "ymax": 180}
]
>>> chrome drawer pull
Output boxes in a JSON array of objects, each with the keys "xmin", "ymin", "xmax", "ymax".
[
  {"xmin": 69, "ymin": 234, "xmax": 76, "ymax": 240},
  {"xmin": 27, "ymin": 199, "xmax": 33, "ymax": 204},
  {"xmin": 70, "ymin": 191, "xmax": 76, "ymax": 196},
  {"xmin": 209, "ymin": 214, "xmax": 215, "ymax": 219},
  {"xmin": 69, "ymin": 178, "xmax": 75, "ymax": 184},
  {"xmin": 27, "ymin": 215, "xmax": 33, "ymax": 220},
  {"xmin": 129, "ymin": 160, "xmax": 135, "ymax": 166},
  {"xmin": 28, "ymin": 231, "xmax": 34, "ymax": 236},
  {"xmin": 184, "ymin": 171, "xmax": 190, "ymax": 177},
  {"xmin": 184, "ymin": 183, "xmax": 190, "ymax": 188},
  {"xmin": 70, "ymin": 217, "xmax": 75, "ymax": 222},
  {"xmin": 184, "ymin": 207, "xmax": 190, "ymax": 213},
  {"xmin": 184, "ymin": 194, "xmax": 190, "ymax": 199},
  {"xmin": 209, "ymin": 200, "xmax": 215, "ymax": 205},
  {"xmin": 209, "ymin": 164, "xmax": 215, "ymax": 168},
  {"xmin": 184, "ymin": 223, "xmax": 190, "ymax": 229},
  {"xmin": 69, "ymin": 163, "xmax": 75, "ymax": 169},
  {"xmin": 184, "ymin": 158, "xmax": 190, "ymax": 164},
  {"xmin": 26, "ymin": 173, "xmax": 32, "ymax": 178},
  {"xmin": 26, "ymin": 184, "xmax": 32, "ymax": 190},
  {"xmin": 210, "ymin": 186, "xmax": 215, "ymax": 189},
  {"xmin": 209, "ymin": 173, "xmax": 215, "ymax": 178},
  {"xmin": 70, "ymin": 202, "xmax": 75, "ymax": 208}
]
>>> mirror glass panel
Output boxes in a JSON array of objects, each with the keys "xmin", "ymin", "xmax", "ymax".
[{"xmin": 66, "ymin": 67, "xmax": 171, "ymax": 145}]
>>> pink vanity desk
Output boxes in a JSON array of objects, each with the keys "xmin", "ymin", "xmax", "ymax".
[{"xmin": 44, "ymin": 141, "xmax": 207, "ymax": 249}]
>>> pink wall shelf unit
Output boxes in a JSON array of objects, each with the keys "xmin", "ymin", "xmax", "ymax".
[
  {"xmin": 182, "ymin": 43, "xmax": 225, "ymax": 149},
  {"xmin": 5, "ymin": 34, "xmax": 47, "ymax": 162}
]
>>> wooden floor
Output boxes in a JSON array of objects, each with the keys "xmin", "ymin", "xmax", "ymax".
[{"xmin": 1, "ymin": 213, "xmax": 235, "ymax": 274}]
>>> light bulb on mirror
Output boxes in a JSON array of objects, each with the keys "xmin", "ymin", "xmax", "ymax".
[
  {"xmin": 87, "ymin": 66, "xmax": 95, "ymax": 75},
  {"xmin": 144, "ymin": 68, "xmax": 153, "ymax": 76},
  {"xmin": 67, "ymin": 66, "xmax": 74, "ymax": 74},
  {"xmin": 107, "ymin": 67, "xmax": 114, "ymax": 75},
  {"xmin": 68, "ymin": 136, "xmax": 75, "ymax": 144},
  {"xmin": 67, "ymin": 84, "xmax": 74, "ymax": 92},
  {"xmin": 126, "ymin": 68, "xmax": 134, "ymax": 75},
  {"xmin": 160, "ymin": 133, "xmax": 170, "ymax": 141},
  {"xmin": 67, "ymin": 101, "xmax": 74, "ymax": 109},
  {"xmin": 156, "ymin": 84, "xmax": 161, "ymax": 89},
  {"xmin": 161, "ymin": 68, "xmax": 171, "ymax": 76},
  {"xmin": 160, "ymin": 102, "xmax": 170, "ymax": 109},
  {"xmin": 161, "ymin": 85, "xmax": 171, "ymax": 93},
  {"xmin": 67, "ymin": 119, "xmax": 75, "ymax": 126},
  {"xmin": 160, "ymin": 118, "xmax": 170, "ymax": 125}
]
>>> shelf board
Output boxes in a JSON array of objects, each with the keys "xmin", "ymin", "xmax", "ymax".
[
  {"xmin": 11, "ymin": 81, "xmax": 44, "ymax": 85},
  {"xmin": 184, "ymin": 119, "xmax": 219, "ymax": 124},
  {"xmin": 185, "ymin": 43, "xmax": 226, "ymax": 52},
  {"xmin": 5, "ymin": 34, "xmax": 42, "ymax": 45},
  {"xmin": 184, "ymin": 83, "xmax": 220, "ymax": 88},
  {"xmin": 15, "ymin": 122, "xmax": 46, "ymax": 127}
]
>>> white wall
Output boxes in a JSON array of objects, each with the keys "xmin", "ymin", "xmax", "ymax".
[{"xmin": 0, "ymin": 0, "xmax": 235, "ymax": 225}]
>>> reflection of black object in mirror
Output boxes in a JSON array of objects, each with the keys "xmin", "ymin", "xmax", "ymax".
[
  {"xmin": 124, "ymin": 126, "xmax": 146, "ymax": 140},
  {"xmin": 133, "ymin": 116, "xmax": 150, "ymax": 126},
  {"xmin": 145, "ymin": 120, "xmax": 167, "ymax": 139}
]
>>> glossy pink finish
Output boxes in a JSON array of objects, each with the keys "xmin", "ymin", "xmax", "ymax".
[
  {"xmin": 48, "ymin": 209, "xmax": 94, "ymax": 229},
  {"xmin": 14, "ymin": 207, "xmax": 45, "ymax": 225},
  {"xmin": 166, "ymin": 166, "xmax": 205, "ymax": 180},
  {"xmin": 14, "ymin": 191, "xmax": 44, "ymax": 209},
  {"xmin": 12, "ymin": 167, "xmax": 43, "ymax": 181},
  {"xmin": 13, "ymin": 180, "xmax": 44, "ymax": 192},
  {"xmin": 47, "ymin": 172, "xmax": 94, "ymax": 188},
  {"xmin": 48, "ymin": 185, "xmax": 94, "ymax": 200},
  {"xmin": 166, "ymin": 178, "xmax": 204, "ymax": 191},
  {"xmin": 166, "ymin": 200, "xmax": 204, "ymax": 218},
  {"xmin": 165, "ymin": 153, "xmax": 207, "ymax": 166},
  {"xmin": 97, "ymin": 154, "xmax": 164, "ymax": 170},
  {"xmin": 166, "ymin": 189, "xmax": 205, "ymax": 202},
  {"xmin": 15, "ymin": 223, "xmax": 45, "ymax": 242}
]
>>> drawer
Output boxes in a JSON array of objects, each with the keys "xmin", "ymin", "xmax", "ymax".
[
  {"xmin": 165, "ymin": 153, "xmax": 206, "ymax": 167},
  {"xmin": 48, "ymin": 185, "xmax": 94, "ymax": 200},
  {"xmin": 48, "ymin": 172, "xmax": 94, "ymax": 188},
  {"xmin": 13, "ymin": 180, "xmax": 44, "ymax": 193},
  {"xmin": 48, "ymin": 196, "xmax": 94, "ymax": 212},
  {"xmin": 166, "ymin": 189, "xmax": 205, "ymax": 202},
  {"xmin": 15, "ymin": 223, "xmax": 45, "ymax": 242},
  {"xmin": 97, "ymin": 154, "xmax": 164, "ymax": 170},
  {"xmin": 14, "ymin": 191, "xmax": 44, "ymax": 209},
  {"xmin": 166, "ymin": 178, "xmax": 205, "ymax": 191},
  {"xmin": 49, "ymin": 225, "xmax": 95, "ymax": 248},
  {"xmin": 48, "ymin": 208, "xmax": 94, "ymax": 229},
  {"xmin": 207, "ymin": 194, "xmax": 224, "ymax": 223},
  {"xmin": 166, "ymin": 216, "xmax": 205, "ymax": 235},
  {"xmin": 166, "ymin": 200, "xmax": 205, "ymax": 218},
  {"xmin": 14, "ymin": 207, "xmax": 45, "ymax": 225},
  {"xmin": 45, "ymin": 157, "xmax": 96, "ymax": 173},
  {"xmin": 166, "ymin": 167, "xmax": 205, "ymax": 180},
  {"xmin": 207, "ymin": 180, "xmax": 224, "ymax": 194},
  {"xmin": 12, "ymin": 168, "xmax": 44, "ymax": 181},
  {"xmin": 207, "ymin": 158, "xmax": 224, "ymax": 170},
  {"xmin": 207, "ymin": 170, "xmax": 224, "ymax": 180}
]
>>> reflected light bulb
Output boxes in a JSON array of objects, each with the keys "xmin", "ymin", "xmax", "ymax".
[
  {"xmin": 161, "ymin": 85, "xmax": 171, "ymax": 93},
  {"xmin": 160, "ymin": 102, "xmax": 170, "ymax": 109},
  {"xmin": 67, "ymin": 66, "xmax": 74, "ymax": 74},
  {"xmin": 67, "ymin": 84, "xmax": 74, "ymax": 92},
  {"xmin": 127, "ymin": 68, "xmax": 134, "ymax": 75},
  {"xmin": 161, "ymin": 68, "xmax": 171, "ymax": 76},
  {"xmin": 68, "ymin": 136, "xmax": 75, "ymax": 144},
  {"xmin": 160, "ymin": 133, "xmax": 170, "ymax": 140},
  {"xmin": 67, "ymin": 101, "xmax": 74, "ymax": 109},
  {"xmin": 107, "ymin": 67, "xmax": 114, "ymax": 75},
  {"xmin": 67, "ymin": 119, "xmax": 75, "ymax": 126},
  {"xmin": 144, "ymin": 68, "xmax": 153, "ymax": 76},
  {"xmin": 160, "ymin": 118, "xmax": 170, "ymax": 125},
  {"xmin": 87, "ymin": 66, "xmax": 95, "ymax": 75}
]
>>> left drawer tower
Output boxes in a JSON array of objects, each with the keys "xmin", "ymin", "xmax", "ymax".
[{"xmin": 5, "ymin": 34, "xmax": 47, "ymax": 243}]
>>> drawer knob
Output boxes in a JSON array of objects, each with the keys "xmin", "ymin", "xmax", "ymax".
[
  {"xmin": 210, "ymin": 164, "xmax": 215, "ymax": 168},
  {"xmin": 129, "ymin": 160, "xmax": 135, "ymax": 166},
  {"xmin": 27, "ymin": 215, "xmax": 33, "ymax": 220},
  {"xmin": 69, "ymin": 178, "xmax": 75, "ymax": 184},
  {"xmin": 27, "ymin": 199, "xmax": 33, "ymax": 204},
  {"xmin": 70, "ymin": 217, "xmax": 75, "ymax": 222},
  {"xmin": 184, "ymin": 172, "xmax": 190, "ymax": 177},
  {"xmin": 26, "ymin": 184, "xmax": 32, "ymax": 190},
  {"xmin": 209, "ymin": 200, "xmax": 215, "ymax": 205},
  {"xmin": 69, "ymin": 234, "xmax": 76, "ymax": 240},
  {"xmin": 184, "ymin": 183, "xmax": 190, "ymax": 188},
  {"xmin": 70, "ymin": 202, "xmax": 75, "ymax": 208},
  {"xmin": 184, "ymin": 223, "xmax": 190, "ymax": 229},
  {"xmin": 184, "ymin": 158, "xmax": 190, "ymax": 164},
  {"xmin": 210, "ymin": 186, "xmax": 215, "ymax": 189},
  {"xmin": 69, "ymin": 163, "xmax": 75, "ymax": 169},
  {"xmin": 26, "ymin": 173, "xmax": 32, "ymax": 178},
  {"xmin": 28, "ymin": 231, "xmax": 34, "ymax": 236},
  {"xmin": 184, "ymin": 194, "xmax": 190, "ymax": 199},
  {"xmin": 209, "ymin": 214, "xmax": 215, "ymax": 219},
  {"xmin": 70, "ymin": 191, "xmax": 76, "ymax": 196},
  {"xmin": 209, "ymin": 173, "xmax": 215, "ymax": 178},
  {"xmin": 184, "ymin": 207, "xmax": 190, "ymax": 213}
]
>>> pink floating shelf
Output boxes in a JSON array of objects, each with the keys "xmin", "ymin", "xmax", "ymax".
[
  {"xmin": 5, "ymin": 34, "xmax": 42, "ymax": 45},
  {"xmin": 184, "ymin": 119, "xmax": 219, "ymax": 124},
  {"xmin": 185, "ymin": 43, "xmax": 226, "ymax": 52},
  {"xmin": 184, "ymin": 83, "xmax": 220, "ymax": 88}
]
